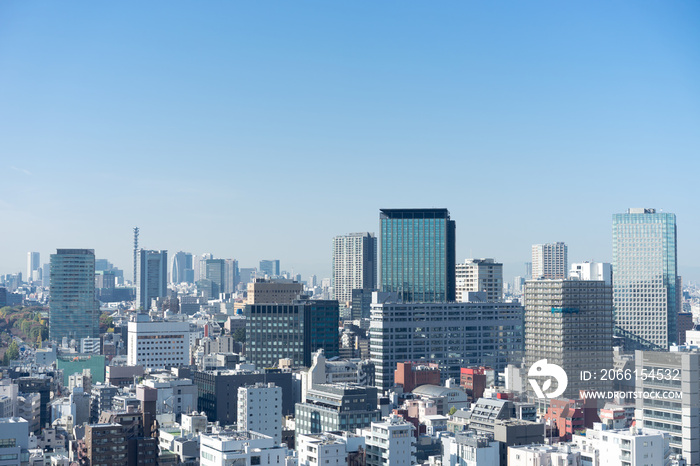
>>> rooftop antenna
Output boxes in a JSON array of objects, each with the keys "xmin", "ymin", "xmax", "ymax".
[{"xmin": 133, "ymin": 227, "xmax": 140, "ymax": 284}]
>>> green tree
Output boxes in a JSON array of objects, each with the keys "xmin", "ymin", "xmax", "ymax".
[
  {"xmin": 448, "ymin": 406, "xmax": 457, "ymax": 416},
  {"xmin": 5, "ymin": 340, "xmax": 19, "ymax": 362}
]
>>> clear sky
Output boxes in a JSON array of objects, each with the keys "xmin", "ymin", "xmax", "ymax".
[{"xmin": 1, "ymin": 1, "xmax": 699, "ymax": 283}]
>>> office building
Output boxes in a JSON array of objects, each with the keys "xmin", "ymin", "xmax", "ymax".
[
  {"xmin": 369, "ymin": 293, "xmax": 523, "ymax": 389},
  {"xmin": 194, "ymin": 253, "xmax": 213, "ymax": 282},
  {"xmin": 237, "ymin": 383, "xmax": 282, "ymax": 445},
  {"xmin": 569, "ymin": 261, "xmax": 612, "ymax": 286},
  {"xmin": 379, "ymin": 208, "xmax": 456, "ymax": 303},
  {"xmin": 531, "ymin": 242, "xmax": 567, "ymax": 279},
  {"xmin": 295, "ymin": 384, "xmax": 381, "ymax": 436},
  {"xmin": 200, "ymin": 431, "xmax": 286, "ymax": 466},
  {"xmin": 332, "ymin": 232, "xmax": 377, "ymax": 307},
  {"xmin": 455, "ymin": 258, "xmax": 503, "ymax": 302},
  {"xmin": 205, "ymin": 259, "xmax": 226, "ymax": 297},
  {"xmin": 524, "ymin": 279, "xmax": 613, "ymax": 400},
  {"xmin": 259, "ymin": 260, "xmax": 280, "ymax": 277},
  {"xmin": 635, "ymin": 348, "xmax": 695, "ymax": 463},
  {"xmin": 170, "ymin": 251, "xmax": 194, "ymax": 284},
  {"xmin": 136, "ymin": 249, "xmax": 168, "ymax": 311},
  {"xmin": 49, "ymin": 249, "xmax": 100, "ymax": 343},
  {"xmin": 613, "ymin": 208, "xmax": 679, "ymax": 348},
  {"xmin": 246, "ymin": 278, "xmax": 303, "ymax": 304},
  {"xmin": 0, "ymin": 417, "xmax": 30, "ymax": 466},
  {"xmin": 224, "ymin": 259, "xmax": 238, "ymax": 293},
  {"xmin": 246, "ymin": 300, "xmax": 339, "ymax": 368},
  {"xmin": 26, "ymin": 252, "xmax": 40, "ymax": 283},
  {"xmin": 192, "ymin": 368, "xmax": 293, "ymax": 424},
  {"xmin": 127, "ymin": 314, "xmax": 190, "ymax": 369},
  {"xmin": 360, "ymin": 415, "xmax": 416, "ymax": 466}
]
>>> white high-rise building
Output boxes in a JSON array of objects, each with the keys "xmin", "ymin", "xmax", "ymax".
[
  {"xmin": 27, "ymin": 252, "xmax": 40, "ymax": 283},
  {"xmin": 635, "ymin": 348, "xmax": 696, "ymax": 463},
  {"xmin": 332, "ymin": 232, "xmax": 377, "ymax": 307},
  {"xmin": 127, "ymin": 315, "xmax": 190, "ymax": 369},
  {"xmin": 532, "ymin": 242, "xmax": 567, "ymax": 279},
  {"xmin": 361, "ymin": 415, "xmax": 416, "ymax": 466},
  {"xmin": 237, "ymin": 383, "xmax": 282, "ymax": 445},
  {"xmin": 455, "ymin": 258, "xmax": 503, "ymax": 302},
  {"xmin": 569, "ymin": 261, "xmax": 612, "ymax": 286}
]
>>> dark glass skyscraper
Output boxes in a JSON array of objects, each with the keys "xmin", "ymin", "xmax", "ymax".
[
  {"xmin": 49, "ymin": 249, "xmax": 100, "ymax": 343},
  {"xmin": 613, "ymin": 208, "xmax": 679, "ymax": 348},
  {"xmin": 136, "ymin": 250, "xmax": 168, "ymax": 310},
  {"xmin": 379, "ymin": 208, "xmax": 456, "ymax": 302}
]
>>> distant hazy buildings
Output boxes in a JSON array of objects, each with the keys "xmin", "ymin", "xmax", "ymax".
[
  {"xmin": 136, "ymin": 250, "xmax": 168, "ymax": 310},
  {"xmin": 332, "ymin": 232, "xmax": 377, "ymax": 307},
  {"xmin": 569, "ymin": 261, "xmax": 612, "ymax": 286},
  {"xmin": 27, "ymin": 251, "xmax": 40, "ymax": 282},
  {"xmin": 259, "ymin": 260, "xmax": 280, "ymax": 277},
  {"xmin": 205, "ymin": 259, "xmax": 226, "ymax": 297},
  {"xmin": 524, "ymin": 279, "xmax": 613, "ymax": 399},
  {"xmin": 455, "ymin": 258, "xmax": 503, "ymax": 302},
  {"xmin": 49, "ymin": 249, "xmax": 100, "ymax": 343},
  {"xmin": 170, "ymin": 251, "xmax": 194, "ymax": 284},
  {"xmin": 531, "ymin": 242, "xmax": 567, "ymax": 279},
  {"xmin": 379, "ymin": 208, "xmax": 456, "ymax": 303},
  {"xmin": 613, "ymin": 208, "xmax": 679, "ymax": 348}
]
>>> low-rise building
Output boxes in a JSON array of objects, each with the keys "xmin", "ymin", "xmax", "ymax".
[
  {"xmin": 360, "ymin": 415, "xmax": 416, "ymax": 466},
  {"xmin": 441, "ymin": 431, "xmax": 499, "ymax": 466},
  {"xmin": 572, "ymin": 423, "xmax": 669, "ymax": 466},
  {"xmin": 296, "ymin": 431, "xmax": 365, "ymax": 466},
  {"xmin": 296, "ymin": 384, "xmax": 381, "ymax": 437},
  {"xmin": 199, "ymin": 431, "xmax": 286, "ymax": 466}
]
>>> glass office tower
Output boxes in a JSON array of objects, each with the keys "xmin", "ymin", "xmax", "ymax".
[
  {"xmin": 49, "ymin": 249, "xmax": 100, "ymax": 343},
  {"xmin": 612, "ymin": 208, "xmax": 679, "ymax": 348},
  {"xmin": 379, "ymin": 208, "xmax": 456, "ymax": 302}
]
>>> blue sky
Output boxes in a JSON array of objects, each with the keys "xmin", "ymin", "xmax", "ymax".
[{"xmin": 1, "ymin": 1, "xmax": 699, "ymax": 283}]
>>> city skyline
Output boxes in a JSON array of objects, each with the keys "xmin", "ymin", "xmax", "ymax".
[{"xmin": 1, "ymin": 2, "xmax": 699, "ymax": 282}]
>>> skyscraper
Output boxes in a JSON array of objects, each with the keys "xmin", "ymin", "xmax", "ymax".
[
  {"xmin": 49, "ymin": 249, "xmax": 100, "ymax": 343},
  {"xmin": 455, "ymin": 258, "xmax": 503, "ymax": 302},
  {"xmin": 224, "ymin": 259, "xmax": 238, "ymax": 294},
  {"xmin": 524, "ymin": 279, "xmax": 613, "ymax": 400},
  {"xmin": 27, "ymin": 252, "xmax": 40, "ymax": 283},
  {"xmin": 136, "ymin": 250, "xmax": 168, "ymax": 311},
  {"xmin": 205, "ymin": 259, "xmax": 226, "ymax": 297},
  {"xmin": 170, "ymin": 251, "xmax": 194, "ymax": 284},
  {"xmin": 379, "ymin": 208, "xmax": 456, "ymax": 303},
  {"xmin": 332, "ymin": 232, "xmax": 377, "ymax": 307},
  {"xmin": 613, "ymin": 208, "xmax": 679, "ymax": 348},
  {"xmin": 531, "ymin": 242, "xmax": 568, "ymax": 279},
  {"xmin": 259, "ymin": 260, "xmax": 280, "ymax": 277}
]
